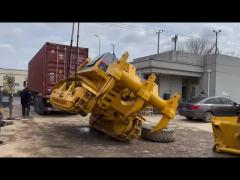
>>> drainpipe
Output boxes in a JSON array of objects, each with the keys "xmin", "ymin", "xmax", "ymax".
[{"xmin": 207, "ymin": 69, "xmax": 212, "ymax": 97}]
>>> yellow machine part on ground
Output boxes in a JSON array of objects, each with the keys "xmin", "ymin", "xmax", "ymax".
[
  {"xmin": 212, "ymin": 116, "xmax": 240, "ymax": 155},
  {"xmin": 50, "ymin": 52, "xmax": 180, "ymax": 142}
]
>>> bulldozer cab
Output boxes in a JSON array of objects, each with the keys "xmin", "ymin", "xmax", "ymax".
[{"xmin": 85, "ymin": 53, "xmax": 117, "ymax": 71}]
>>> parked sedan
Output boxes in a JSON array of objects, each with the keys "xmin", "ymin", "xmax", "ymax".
[{"xmin": 178, "ymin": 96, "xmax": 240, "ymax": 122}]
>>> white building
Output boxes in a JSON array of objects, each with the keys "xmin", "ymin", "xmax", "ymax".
[
  {"xmin": 0, "ymin": 68, "xmax": 28, "ymax": 93},
  {"xmin": 133, "ymin": 51, "xmax": 240, "ymax": 103}
]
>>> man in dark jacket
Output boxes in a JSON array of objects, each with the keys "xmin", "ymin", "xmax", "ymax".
[{"xmin": 20, "ymin": 88, "xmax": 31, "ymax": 117}]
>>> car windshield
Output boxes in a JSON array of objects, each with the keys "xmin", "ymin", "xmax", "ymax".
[{"xmin": 187, "ymin": 97, "xmax": 205, "ymax": 103}]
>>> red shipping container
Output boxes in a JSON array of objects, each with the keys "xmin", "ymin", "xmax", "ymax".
[{"xmin": 27, "ymin": 42, "xmax": 88, "ymax": 114}]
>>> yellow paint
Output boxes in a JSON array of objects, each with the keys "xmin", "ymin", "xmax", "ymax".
[
  {"xmin": 50, "ymin": 52, "xmax": 180, "ymax": 142},
  {"xmin": 212, "ymin": 116, "xmax": 240, "ymax": 155}
]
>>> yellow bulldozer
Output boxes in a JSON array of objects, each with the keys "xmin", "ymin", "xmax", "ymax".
[
  {"xmin": 50, "ymin": 52, "xmax": 180, "ymax": 142},
  {"xmin": 212, "ymin": 115, "xmax": 240, "ymax": 155}
]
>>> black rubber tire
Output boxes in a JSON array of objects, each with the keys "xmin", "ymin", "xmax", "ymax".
[
  {"xmin": 36, "ymin": 97, "xmax": 45, "ymax": 115},
  {"xmin": 34, "ymin": 99, "xmax": 38, "ymax": 113},
  {"xmin": 202, "ymin": 112, "xmax": 212, "ymax": 123},
  {"xmin": 186, "ymin": 116, "xmax": 192, "ymax": 120},
  {"xmin": 141, "ymin": 124, "xmax": 175, "ymax": 143},
  {"xmin": 38, "ymin": 102, "xmax": 45, "ymax": 115}
]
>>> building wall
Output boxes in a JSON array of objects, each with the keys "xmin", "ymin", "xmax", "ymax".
[
  {"xmin": 157, "ymin": 74, "xmax": 182, "ymax": 98},
  {"xmin": 200, "ymin": 55, "xmax": 217, "ymax": 97},
  {"xmin": 0, "ymin": 68, "xmax": 28, "ymax": 92},
  {"xmin": 134, "ymin": 51, "xmax": 240, "ymax": 103},
  {"xmin": 132, "ymin": 51, "xmax": 204, "ymax": 78},
  {"xmin": 214, "ymin": 55, "xmax": 240, "ymax": 103}
]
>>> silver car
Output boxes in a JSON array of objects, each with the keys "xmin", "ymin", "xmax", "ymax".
[{"xmin": 178, "ymin": 96, "xmax": 240, "ymax": 122}]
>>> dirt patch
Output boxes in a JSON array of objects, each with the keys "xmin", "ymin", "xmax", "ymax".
[{"xmin": 0, "ymin": 105, "xmax": 237, "ymax": 157}]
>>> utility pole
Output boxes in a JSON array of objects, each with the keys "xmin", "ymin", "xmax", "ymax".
[
  {"xmin": 171, "ymin": 34, "xmax": 178, "ymax": 61},
  {"xmin": 111, "ymin": 43, "xmax": 115, "ymax": 55},
  {"xmin": 95, "ymin": 34, "xmax": 101, "ymax": 56},
  {"xmin": 213, "ymin": 30, "xmax": 222, "ymax": 55},
  {"xmin": 156, "ymin": 29, "xmax": 163, "ymax": 54},
  {"xmin": 172, "ymin": 34, "xmax": 178, "ymax": 52}
]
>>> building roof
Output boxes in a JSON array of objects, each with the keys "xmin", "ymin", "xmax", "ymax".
[
  {"xmin": 0, "ymin": 68, "xmax": 28, "ymax": 76},
  {"xmin": 0, "ymin": 68, "xmax": 27, "ymax": 72},
  {"xmin": 133, "ymin": 50, "xmax": 202, "ymax": 63}
]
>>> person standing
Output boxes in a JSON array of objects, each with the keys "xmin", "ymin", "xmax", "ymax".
[{"xmin": 20, "ymin": 88, "xmax": 31, "ymax": 117}]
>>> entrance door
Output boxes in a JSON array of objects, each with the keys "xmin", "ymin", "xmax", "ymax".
[{"xmin": 182, "ymin": 86, "xmax": 187, "ymax": 102}]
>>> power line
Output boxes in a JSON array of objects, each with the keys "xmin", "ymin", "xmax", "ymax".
[
  {"xmin": 99, "ymin": 23, "xmax": 190, "ymax": 37},
  {"xmin": 115, "ymin": 23, "xmax": 159, "ymax": 32},
  {"xmin": 97, "ymin": 23, "xmax": 211, "ymax": 41},
  {"xmin": 98, "ymin": 23, "xmax": 157, "ymax": 33}
]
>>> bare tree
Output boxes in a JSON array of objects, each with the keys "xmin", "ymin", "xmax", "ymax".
[
  {"xmin": 181, "ymin": 38, "xmax": 215, "ymax": 55},
  {"xmin": 177, "ymin": 44, "xmax": 186, "ymax": 53},
  {"xmin": 3, "ymin": 74, "xmax": 15, "ymax": 120}
]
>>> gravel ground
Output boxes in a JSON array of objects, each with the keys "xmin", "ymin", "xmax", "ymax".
[{"xmin": 0, "ymin": 105, "xmax": 237, "ymax": 157}]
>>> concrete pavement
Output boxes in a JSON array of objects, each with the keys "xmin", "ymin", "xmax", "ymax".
[{"xmin": 144, "ymin": 114, "xmax": 213, "ymax": 132}]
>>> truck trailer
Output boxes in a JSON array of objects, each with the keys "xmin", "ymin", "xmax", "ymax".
[{"xmin": 27, "ymin": 42, "xmax": 88, "ymax": 115}]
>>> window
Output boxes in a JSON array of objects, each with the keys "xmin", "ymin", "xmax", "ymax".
[
  {"xmin": 85, "ymin": 53, "xmax": 117, "ymax": 68},
  {"xmin": 204, "ymin": 98, "xmax": 221, "ymax": 104},
  {"xmin": 85, "ymin": 54, "xmax": 105, "ymax": 67},
  {"xmin": 220, "ymin": 98, "xmax": 234, "ymax": 105},
  {"xmin": 98, "ymin": 61, "xmax": 108, "ymax": 72}
]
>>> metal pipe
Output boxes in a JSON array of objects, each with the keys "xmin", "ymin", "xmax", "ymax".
[
  {"xmin": 119, "ymin": 71, "xmax": 167, "ymax": 110},
  {"xmin": 66, "ymin": 23, "xmax": 75, "ymax": 88},
  {"xmin": 64, "ymin": 46, "xmax": 66, "ymax": 79},
  {"xmin": 75, "ymin": 23, "xmax": 80, "ymax": 84},
  {"xmin": 207, "ymin": 69, "xmax": 212, "ymax": 96},
  {"xmin": 56, "ymin": 45, "xmax": 59, "ymax": 83}
]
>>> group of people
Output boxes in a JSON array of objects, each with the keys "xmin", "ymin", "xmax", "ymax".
[{"xmin": 20, "ymin": 88, "xmax": 31, "ymax": 117}]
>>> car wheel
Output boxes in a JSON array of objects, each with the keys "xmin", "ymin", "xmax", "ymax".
[
  {"xmin": 185, "ymin": 116, "xmax": 192, "ymax": 120},
  {"xmin": 203, "ymin": 112, "xmax": 213, "ymax": 123}
]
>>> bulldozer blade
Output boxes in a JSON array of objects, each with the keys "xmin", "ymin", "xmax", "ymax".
[{"xmin": 212, "ymin": 116, "xmax": 240, "ymax": 155}]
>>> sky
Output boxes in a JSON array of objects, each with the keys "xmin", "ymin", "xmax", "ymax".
[{"xmin": 0, "ymin": 23, "xmax": 240, "ymax": 70}]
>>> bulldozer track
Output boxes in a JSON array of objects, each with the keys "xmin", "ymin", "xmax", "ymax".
[{"xmin": 89, "ymin": 114, "xmax": 142, "ymax": 142}]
